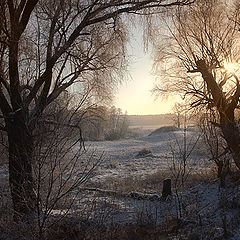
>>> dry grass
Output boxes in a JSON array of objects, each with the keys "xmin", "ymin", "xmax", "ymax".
[
  {"xmin": 47, "ymin": 217, "xmax": 170, "ymax": 240},
  {"xmin": 89, "ymin": 168, "xmax": 216, "ymax": 194},
  {"xmin": 1, "ymin": 170, "xmax": 239, "ymax": 240},
  {"xmin": 0, "ymin": 211, "xmax": 176, "ymax": 240}
]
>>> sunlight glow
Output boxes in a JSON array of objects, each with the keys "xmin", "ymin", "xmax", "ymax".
[
  {"xmin": 115, "ymin": 27, "xmax": 178, "ymax": 115},
  {"xmin": 223, "ymin": 60, "xmax": 240, "ymax": 74},
  {"xmin": 115, "ymin": 53, "xmax": 178, "ymax": 115}
]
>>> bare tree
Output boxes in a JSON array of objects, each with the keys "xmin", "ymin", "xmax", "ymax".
[
  {"xmin": 0, "ymin": 0, "xmax": 192, "ymax": 218},
  {"xmin": 105, "ymin": 106, "xmax": 129, "ymax": 140},
  {"xmin": 199, "ymin": 110, "xmax": 230, "ymax": 186},
  {"xmin": 168, "ymin": 122, "xmax": 200, "ymax": 217},
  {"xmin": 33, "ymin": 114, "xmax": 101, "ymax": 238},
  {"xmin": 153, "ymin": 0, "xmax": 240, "ymax": 170},
  {"xmin": 172, "ymin": 102, "xmax": 186, "ymax": 128}
]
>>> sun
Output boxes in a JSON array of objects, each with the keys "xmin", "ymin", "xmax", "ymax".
[{"xmin": 223, "ymin": 60, "xmax": 240, "ymax": 74}]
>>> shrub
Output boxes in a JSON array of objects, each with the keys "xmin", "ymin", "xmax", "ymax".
[{"xmin": 136, "ymin": 148, "xmax": 152, "ymax": 157}]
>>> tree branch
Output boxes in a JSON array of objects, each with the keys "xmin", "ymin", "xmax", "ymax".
[
  {"xmin": 228, "ymin": 73, "xmax": 240, "ymax": 111},
  {"xmin": 39, "ymin": 119, "xmax": 81, "ymax": 130},
  {"xmin": 196, "ymin": 59, "xmax": 226, "ymax": 109},
  {"xmin": 18, "ymin": 0, "xmax": 39, "ymax": 36},
  {"xmin": 0, "ymin": 124, "xmax": 6, "ymax": 131},
  {"xmin": 0, "ymin": 88, "xmax": 12, "ymax": 116}
]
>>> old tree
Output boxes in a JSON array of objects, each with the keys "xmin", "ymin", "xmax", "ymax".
[
  {"xmin": 0, "ymin": 0, "xmax": 192, "ymax": 217},
  {"xmin": 153, "ymin": 0, "xmax": 240, "ymax": 171}
]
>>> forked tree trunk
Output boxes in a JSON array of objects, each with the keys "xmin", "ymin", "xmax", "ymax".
[
  {"xmin": 197, "ymin": 59, "xmax": 240, "ymax": 171},
  {"xmin": 6, "ymin": 114, "xmax": 37, "ymax": 218}
]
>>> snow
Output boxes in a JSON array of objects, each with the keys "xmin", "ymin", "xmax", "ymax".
[
  {"xmin": 73, "ymin": 179, "xmax": 240, "ymax": 239},
  {"xmin": 1, "ymin": 127, "xmax": 240, "ymax": 239},
  {"xmin": 72, "ymin": 127, "xmax": 240, "ymax": 239},
  {"xmin": 82, "ymin": 128, "xmax": 211, "ymax": 182}
]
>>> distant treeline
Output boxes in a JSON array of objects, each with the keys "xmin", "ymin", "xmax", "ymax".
[
  {"xmin": 79, "ymin": 106, "xmax": 129, "ymax": 141},
  {"xmin": 127, "ymin": 114, "xmax": 175, "ymax": 127}
]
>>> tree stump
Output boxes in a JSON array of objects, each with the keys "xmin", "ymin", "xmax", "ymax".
[{"xmin": 162, "ymin": 178, "xmax": 172, "ymax": 200}]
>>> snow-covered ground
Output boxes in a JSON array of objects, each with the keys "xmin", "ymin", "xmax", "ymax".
[
  {"xmin": 72, "ymin": 127, "xmax": 240, "ymax": 239},
  {"xmin": 74, "ymin": 179, "xmax": 240, "ymax": 239},
  {"xmin": 1, "ymin": 127, "xmax": 240, "ymax": 239},
  {"xmin": 83, "ymin": 127, "xmax": 210, "ymax": 182}
]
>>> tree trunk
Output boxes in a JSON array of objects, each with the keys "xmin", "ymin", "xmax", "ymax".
[
  {"xmin": 220, "ymin": 121, "xmax": 240, "ymax": 170},
  {"xmin": 6, "ymin": 113, "xmax": 37, "ymax": 218},
  {"xmin": 162, "ymin": 178, "xmax": 172, "ymax": 200},
  {"xmin": 197, "ymin": 60, "xmax": 240, "ymax": 171}
]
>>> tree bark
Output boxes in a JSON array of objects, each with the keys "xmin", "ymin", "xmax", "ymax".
[
  {"xmin": 197, "ymin": 60, "xmax": 240, "ymax": 170},
  {"xmin": 6, "ymin": 112, "xmax": 37, "ymax": 217},
  {"xmin": 220, "ymin": 120, "xmax": 240, "ymax": 170},
  {"xmin": 162, "ymin": 178, "xmax": 172, "ymax": 200}
]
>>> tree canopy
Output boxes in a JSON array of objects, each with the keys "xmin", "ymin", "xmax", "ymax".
[
  {"xmin": 153, "ymin": 0, "xmax": 240, "ymax": 169},
  {"xmin": 0, "ymin": 0, "xmax": 192, "ymax": 128},
  {"xmin": 0, "ymin": 0, "xmax": 193, "ymax": 217}
]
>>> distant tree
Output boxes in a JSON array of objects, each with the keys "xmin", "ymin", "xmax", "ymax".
[
  {"xmin": 105, "ymin": 106, "xmax": 129, "ymax": 140},
  {"xmin": 153, "ymin": 0, "xmax": 240, "ymax": 170},
  {"xmin": 0, "ymin": 0, "xmax": 193, "ymax": 217},
  {"xmin": 172, "ymin": 102, "xmax": 185, "ymax": 128},
  {"xmin": 79, "ymin": 105, "xmax": 108, "ymax": 141},
  {"xmin": 76, "ymin": 105, "xmax": 129, "ymax": 141}
]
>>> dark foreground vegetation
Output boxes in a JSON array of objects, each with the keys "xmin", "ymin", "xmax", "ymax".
[{"xmin": 1, "ymin": 0, "xmax": 240, "ymax": 239}]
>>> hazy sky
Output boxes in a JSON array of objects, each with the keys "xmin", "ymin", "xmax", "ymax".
[{"xmin": 114, "ymin": 29, "xmax": 178, "ymax": 115}]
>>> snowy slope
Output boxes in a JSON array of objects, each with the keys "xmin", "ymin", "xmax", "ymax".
[
  {"xmin": 1, "ymin": 127, "xmax": 240, "ymax": 239},
  {"xmin": 83, "ymin": 128, "xmax": 210, "ymax": 181}
]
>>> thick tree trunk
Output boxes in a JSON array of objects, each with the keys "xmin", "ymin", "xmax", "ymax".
[
  {"xmin": 220, "ymin": 121, "xmax": 240, "ymax": 170},
  {"xmin": 219, "ymin": 111, "xmax": 240, "ymax": 170},
  {"xmin": 6, "ymin": 114, "xmax": 37, "ymax": 218},
  {"xmin": 196, "ymin": 60, "xmax": 240, "ymax": 171}
]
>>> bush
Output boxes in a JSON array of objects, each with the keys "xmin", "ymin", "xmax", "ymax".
[
  {"xmin": 105, "ymin": 130, "xmax": 123, "ymax": 141},
  {"xmin": 136, "ymin": 148, "xmax": 152, "ymax": 157}
]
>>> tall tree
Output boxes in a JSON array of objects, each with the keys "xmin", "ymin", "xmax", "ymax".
[
  {"xmin": 153, "ymin": 0, "xmax": 240, "ymax": 170},
  {"xmin": 0, "ymin": 0, "xmax": 192, "ymax": 217}
]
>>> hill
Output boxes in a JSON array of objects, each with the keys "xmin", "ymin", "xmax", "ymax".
[{"xmin": 127, "ymin": 114, "xmax": 174, "ymax": 127}]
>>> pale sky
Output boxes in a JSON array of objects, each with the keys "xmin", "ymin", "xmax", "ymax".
[{"xmin": 114, "ymin": 30, "xmax": 178, "ymax": 115}]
